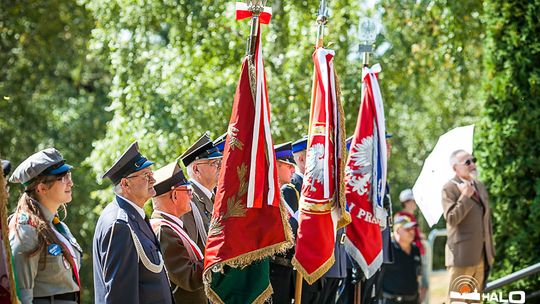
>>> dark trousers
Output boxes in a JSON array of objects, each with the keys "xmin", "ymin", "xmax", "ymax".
[
  {"xmin": 270, "ymin": 263, "xmax": 294, "ymax": 304},
  {"xmin": 318, "ymin": 277, "xmax": 343, "ymax": 304}
]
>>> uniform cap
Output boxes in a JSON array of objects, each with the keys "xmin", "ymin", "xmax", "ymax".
[
  {"xmin": 292, "ymin": 136, "xmax": 308, "ymax": 153},
  {"xmin": 102, "ymin": 142, "xmax": 154, "ymax": 185},
  {"xmin": 274, "ymin": 142, "xmax": 295, "ymax": 165},
  {"xmin": 393, "ymin": 215, "xmax": 417, "ymax": 230},
  {"xmin": 9, "ymin": 148, "xmax": 72, "ymax": 186},
  {"xmin": 180, "ymin": 133, "xmax": 222, "ymax": 167},
  {"xmin": 399, "ymin": 188, "xmax": 415, "ymax": 203},
  {"xmin": 213, "ymin": 132, "xmax": 227, "ymax": 153},
  {"xmin": 153, "ymin": 161, "xmax": 189, "ymax": 197},
  {"xmin": 2, "ymin": 160, "xmax": 11, "ymax": 177}
]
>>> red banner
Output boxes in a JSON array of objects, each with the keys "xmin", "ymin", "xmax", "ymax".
[
  {"xmin": 291, "ymin": 48, "xmax": 350, "ymax": 284},
  {"xmin": 343, "ymin": 65, "xmax": 386, "ymax": 279},
  {"xmin": 203, "ymin": 25, "xmax": 293, "ymax": 303}
]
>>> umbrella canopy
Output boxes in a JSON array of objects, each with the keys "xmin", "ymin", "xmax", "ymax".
[{"xmin": 413, "ymin": 125, "xmax": 475, "ymax": 227}]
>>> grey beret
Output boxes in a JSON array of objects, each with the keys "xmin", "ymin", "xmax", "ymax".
[{"xmin": 9, "ymin": 148, "xmax": 72, "ymax": 186}]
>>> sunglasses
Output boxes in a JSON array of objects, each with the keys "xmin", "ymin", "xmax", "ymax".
[{"xmin": 460, "ymin": 157, "xmax": 477, "ymax": 166}]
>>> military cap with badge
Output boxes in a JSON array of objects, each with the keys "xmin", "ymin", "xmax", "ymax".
[
  {"xmin": 274, "ymin": 142, "xmax": 296, "ymax": 165},
  {"xmin": 180, "ymin": 133, "xmax": 223, "ymax": 167},
  {"xmin": 153, "ymin": 161, "xmax": 190, "ymax": 197}
]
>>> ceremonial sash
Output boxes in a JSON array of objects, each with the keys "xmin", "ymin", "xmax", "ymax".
[
  {"xmin": 150, "ymin": 218, "xmax": 203, "ymax": 261},
  {"xmin": 51, "ymin": 220, "xmax": 80, "ymax": 287}
]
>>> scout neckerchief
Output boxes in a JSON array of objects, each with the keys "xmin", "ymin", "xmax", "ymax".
[
  {"xmin": 151, "ymin": 212, "xmax": 203, "ymax": 261},
  {"xmin": 52, "ymin": 216, "xmax": 81, "ymax": 287}
]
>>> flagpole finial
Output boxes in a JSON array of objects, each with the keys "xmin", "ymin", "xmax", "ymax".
[
  {"xmin": 358, "ymin": 18, "xmax": 380, "ymax": 66},
  {"xmin": 245, "ymin": 0, "xmax": 268, "ymax": 56},
  {"xmin": 316, "ymin": 0, "xmax": 329, "ymax": 48}
]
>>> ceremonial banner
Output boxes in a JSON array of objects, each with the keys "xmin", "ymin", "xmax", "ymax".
[
  {"xmin": 0, "ymin": 168, "xmax": 18, "ymax": 303},
  {"xmin": 344, "ymin": 64, "xmax": 387, "ymax": 279},
  {"xmin": 291, "ymin": 47, "xmax": 350, "ymax": 284},
  {"xmin": 203, "ymin": 12, "xmax": 293, "ymax": 303}
]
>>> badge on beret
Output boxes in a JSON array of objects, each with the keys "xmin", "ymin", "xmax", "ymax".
[{"xmin": 47, "ymin": 244, "xmax": 62, "ymax": 256}]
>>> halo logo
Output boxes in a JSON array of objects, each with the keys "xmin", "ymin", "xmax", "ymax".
[
  {"xmin": 449, "ymin": 275, "xmax": 525, "ymax": 304},
  {"xmin": 449, "ymin": 275, "xmax": 481, "ymax": 303}
]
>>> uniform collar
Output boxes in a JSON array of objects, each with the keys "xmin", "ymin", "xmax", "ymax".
[
  {"xmin": 295, "ymin": 171, "xmax": 304, "ymax": 179},
  {"xmin": 36, "ymin": 202, "xmax": 55, "ymax": 223},
  {"xmin": 117, "ymin": 194, "xmax": 146, "ymax": 219},
  {"xmin": 190, "ymin": 178, "xmax": 213, "ymax": 200},
  {"xmin": 156, "ymin": 211, "xmax": 184, "ymax": 228}
]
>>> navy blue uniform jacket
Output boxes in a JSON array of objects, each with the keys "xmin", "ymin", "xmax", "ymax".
[{"xmin": 93, "ymin": 196, "xmax": 173, "ymax": 304}]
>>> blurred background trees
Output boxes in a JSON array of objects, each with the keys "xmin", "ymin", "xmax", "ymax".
[{"xmin": 1, "ymin": 0, "xmax": 538, "ymax": 300}]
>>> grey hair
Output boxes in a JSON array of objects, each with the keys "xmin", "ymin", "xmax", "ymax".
[
  {"xmin": 449, "ymin": 149, "xmax": 467, "ymax": 167},
  {"xmin": 186, "ymin": 163, "xmax": 195, "ymax": 179},
  {"xmin": 113, "ymin": 183, "xmax": 123, "ymax": 195}
]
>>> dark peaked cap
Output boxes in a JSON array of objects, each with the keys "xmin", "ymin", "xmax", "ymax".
[
  {"xmin": 102, "ymin": 142, "xmax": 154, "ymax": 185},
  {"xmin": 180, "ymin": 133, "xmax": 222, "ymax": 167},
  {"xmin": 213, "ymin": 132, "xmax": 227, "ymax": 153},
  {"xmin": 274, "ymin": 142, "xmax": 296, "ymax": 165},
  {"xmin": 153, "ymin": 161, "xmax": 189, "ymax": 197}
]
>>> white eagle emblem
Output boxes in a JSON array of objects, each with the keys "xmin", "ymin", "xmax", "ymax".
[
  {"xmin": 305, "ymin": 143, "xmax": 326, "ymax": 192},
  {"xmin": 346, "ymin": 136, "xmax": 373, "ymax": 195}
]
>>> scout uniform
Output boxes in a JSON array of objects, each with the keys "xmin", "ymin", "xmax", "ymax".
[
  {"xmin": 92, "ymin": 142, "xmax": 172, "ymax": 304},
  {"xmin": 8, "ymin": 149, "xmax": 82, "ymax": 304},
  {"xmin": 179, "ymin": 134, "xmax": 222, "ymax": 251},
  {"xmin": 150, "ymin": 162, "xmax": 206, "ymax": 303}
]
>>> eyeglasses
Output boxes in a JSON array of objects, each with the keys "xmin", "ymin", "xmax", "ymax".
[
  {"xmin": 459, "ymin": 157, "xmax": 477, "ymax": 166},
  {"xmin": 200, "ymin": 160, "xmax": 221, "ymax": 169},
  {"xmin": 55, "ymin": 172, "xmax": 72, "ymax": 184},
  {"xmin": 125, "ymin": 171, "xmax": 154, "ymax": 182}
]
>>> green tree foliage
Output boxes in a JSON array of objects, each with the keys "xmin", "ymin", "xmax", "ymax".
[
  {"xmin": 83, "ymin": 0, "xmax": 363, "ymax": 203},
  {"xmin": 476, "ymin": 0, "xmax": 540, "ymax": 294},
  {"xmin": 378, "ymin": 0, "xmax": 484, "ymax": 219},
  {"xmin": 0, "ymin": 0, "xmax": 110, "ymax": 299}
]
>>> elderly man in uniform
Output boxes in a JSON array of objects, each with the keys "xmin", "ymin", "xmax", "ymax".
[
  {"xmin": 151, "ymin": 161, "xmax": 206, "ymax": 303},
  {"xmin": 442, "ymin": 150, "xmax": 494, "ymax": 294},
  {"xmin": 93, "ymin": 142, "xmax": 172, "ymax": 304},
  {"xmin": 180, "ymin": 133, "xmax": 222, "ymax": 251}
]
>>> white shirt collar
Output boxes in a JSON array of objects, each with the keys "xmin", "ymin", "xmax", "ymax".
[
  {"xmin": 190, "ymin": 178, "xmax": 213, "ymax": 200},
  {"xmin": 117, "ymin": 194, "xmax": 146, "ymax": 219},
  {"xmin": 156, "ymin": 211, "xmax": 184, "ymax": 228}
]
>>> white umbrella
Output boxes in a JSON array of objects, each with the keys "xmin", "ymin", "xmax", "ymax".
[{"xmin": 413, "ymin": 125, "xmax": 475, "ymax": 227}]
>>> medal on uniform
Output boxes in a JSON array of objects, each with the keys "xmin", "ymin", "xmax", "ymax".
[{"xmin": 47, "ymin": 244, "xmax": 62, "ymax": 256}]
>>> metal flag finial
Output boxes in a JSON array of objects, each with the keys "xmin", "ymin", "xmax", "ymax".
[
  {"xmin": 245, "ymin": 0, "xmax": 268, "ymax": 56},
  {"xmin": 358, "ymin": 17, "xmax": 380, "ymax": 66},
  {"xmin": 316, "ymin": 0, "xmax": 329, "ymax": 48}
]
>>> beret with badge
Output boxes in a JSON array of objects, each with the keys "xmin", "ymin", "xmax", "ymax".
[
  {"xmin": 102, "ymin": 142, "xmax": 154, "ymax": 185},
  {"xmin": 9, "ymin": 148, "xmax": 72, "ymax": 187},
  {"xmin": 153, "ymin": 161, "xmax": 189, "ymax": 197},
  {"xmin": 180, "ymin": 133, "xmax": 222, "ymax": 167}
]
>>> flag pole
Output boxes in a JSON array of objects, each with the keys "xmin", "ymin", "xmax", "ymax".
[{"xmin": 294, "ymin": 1, "xmax": 329, "ymax": 303}]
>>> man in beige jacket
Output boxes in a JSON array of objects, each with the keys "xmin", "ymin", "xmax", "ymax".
[{"xmin": 442, "ymin": 149, "xmax": 495, "ymax": 293}]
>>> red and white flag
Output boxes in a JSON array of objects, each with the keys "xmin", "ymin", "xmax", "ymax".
[
  {"xmin": 291, "ymin": 48, "xmax": 350, "ymax": 284},
  {"xmin": 344, "ymin": 63, "xmax": 387, "ymax": 278}
]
